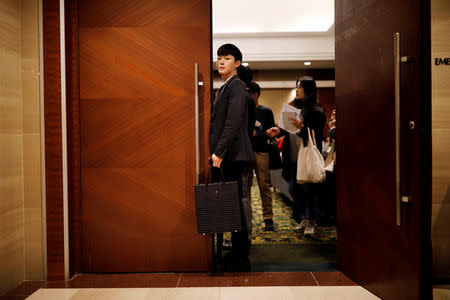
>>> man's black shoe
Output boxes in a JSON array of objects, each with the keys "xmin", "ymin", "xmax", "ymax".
[{"xmin": 264, "ymin": 219, "xmax": 275, "ymax": 231}]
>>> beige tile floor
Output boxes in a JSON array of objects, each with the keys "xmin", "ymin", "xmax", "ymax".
[{"xmin": 26, "ymin": 286, "xmax": 381, "ymax": 300}]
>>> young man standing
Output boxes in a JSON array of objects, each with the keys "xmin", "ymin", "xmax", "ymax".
[
  {"xmin": 209, "ymin": 44, "xmax": 254, "ymax": 268},
  {"xmin": 247, "ymin": 82, "xmax": 276, "ymax": 231}
]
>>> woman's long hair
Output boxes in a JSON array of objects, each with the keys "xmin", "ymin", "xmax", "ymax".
[{"xmin": 298, "ymin": 76, "xmax": 318, "ymax": 111}]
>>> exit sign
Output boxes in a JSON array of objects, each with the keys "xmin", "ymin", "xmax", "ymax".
[{"xmin": 435, "ymin": 58, "xmax": 449, "ymax": 65}]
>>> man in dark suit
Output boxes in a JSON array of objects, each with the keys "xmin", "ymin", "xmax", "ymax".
[{"xmin": 209, "ymin": 44, "xmax": 254, "ymax": 268}]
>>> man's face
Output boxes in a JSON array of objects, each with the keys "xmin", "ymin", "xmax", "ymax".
[{"xmin": 216, "ymin": 55, "xmax": 240, "ymax": 78}]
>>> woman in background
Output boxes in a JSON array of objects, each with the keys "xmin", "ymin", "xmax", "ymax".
[{"xmin": 267, "ymin": 76, "xmax": 326, "ymax": 237}]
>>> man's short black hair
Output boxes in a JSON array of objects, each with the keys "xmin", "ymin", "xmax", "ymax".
[
  {"xmin": 217, "ymin": 43, "xmax": 242, "ymax": 62},
  {"xmin": 248, "ymin": 82, "xmax": 261, "ymax": 97}
]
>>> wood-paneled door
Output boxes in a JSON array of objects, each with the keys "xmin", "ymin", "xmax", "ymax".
[
  {"xmin": 335, "ymin": 0, "xmax": 431, "ymax": 299},
  {"xmin": 78, "ymin": 0, "xmax": 211, "ymax": 272}
]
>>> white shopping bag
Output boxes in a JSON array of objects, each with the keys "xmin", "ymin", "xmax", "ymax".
[{"xmin": 297, "ymin": 128, "xmax": 326, "ymax": 184}]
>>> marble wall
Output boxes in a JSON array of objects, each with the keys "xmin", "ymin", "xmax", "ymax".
[
  {"xmin": 22, "ymin": 0, "xmax": 42, "ymax": 281},
  {"xmin": 431, "ymin": 0, "xmax": 450, "ymax": 281},
  {"xmin": 0, "ymin": 0, "xmax": 42, "ymax": 294},
  {"xmin": 258, "ymin": 89, "xmax": 297, "ymax": 124}
]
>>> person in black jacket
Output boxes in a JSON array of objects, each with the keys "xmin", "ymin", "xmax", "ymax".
[
  {"xmin": 320, "ymin": 109, "xmax": 336, "ymax": 226},
  {"xmin": 247, "ymin": 82, "xmax": 277, "ymax": 231},
  {"xmin": 266, "ymin": 76, "xmax": 326, "ymax": 237},
  {"xmin": 209, "ymin": 44, "xmax": 254, "ymax": 267},
  {"xmin": 237, "ymin": 66, "xmax": 256, "ymax": 140},
  {"xmin": 236, "ymin": 65, "xmax": 257, "ymax": 244}
]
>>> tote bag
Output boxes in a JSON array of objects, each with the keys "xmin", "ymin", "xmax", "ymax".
[
  {"xmin": 194, "ymin": 168, "xmax": 242, "ymax": 234},
  {"xmin": 324, "ymin": 140, "xmax": 335, "ymax": 172},
  {"xmin": 297, "ymin": 128, "xmax": 326, "ymax": 184}
]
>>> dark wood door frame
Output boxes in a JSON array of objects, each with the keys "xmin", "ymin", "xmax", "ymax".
[
  {"xmin": 419, "ymin": 0, "xmax": 432, "ymax": 293},
  {"xmin": 42, "ymin": 0, "xmax": 81, "ymax": 280},
  {"xmin": 65, "ymin": 0, "xmax": 82, "ymax": 277},
  {"xmin": 43, "ymin": 0, "xmax": 65, "ymax": 280}
]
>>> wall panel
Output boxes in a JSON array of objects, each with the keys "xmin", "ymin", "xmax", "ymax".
[{"xmin": 431, "ymin": 0, "xmax": 450, "ymax": 282}]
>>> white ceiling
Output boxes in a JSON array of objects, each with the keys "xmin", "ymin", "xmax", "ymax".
[
  {"xmin": 212, "ymin": 0, "xmax": 335, "ymax": 70},
  {"xmin": 213, "ymin": 0, "xmax": 334, "ymax": 34}
]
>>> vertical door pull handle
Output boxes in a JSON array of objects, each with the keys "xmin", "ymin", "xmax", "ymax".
[
  {"xmin": 194, "ymin": 63, "xmax": 200, "ymax": 185},
  {"xmin": 394, "ymin": 33, "xmax": 412, "ymax": 226},
  {"xmin": 395, "ymin": 32, "xmax": 401, "ymax": 226}
]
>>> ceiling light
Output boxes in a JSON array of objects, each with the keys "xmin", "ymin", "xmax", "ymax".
[
  {"xmin": 242, "ymin": 63, "xmax": 249, "ymax": 67},
  {"xmin": 304, "ymin": 62, "xmax": 312, "ymax": 66}
]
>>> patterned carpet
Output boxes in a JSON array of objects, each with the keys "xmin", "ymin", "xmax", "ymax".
[{"xmin": 226, "ymin": 176, "xmax": 337, "ymax": 245}]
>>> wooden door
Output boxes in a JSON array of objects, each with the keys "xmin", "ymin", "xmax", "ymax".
[
  {"xmin": 79, "ymin": 0, "xmax": 211, "ymax": 272},
  {"xmin": 335, "ymin": 0, "xmax": 431, "ymax": 299}
]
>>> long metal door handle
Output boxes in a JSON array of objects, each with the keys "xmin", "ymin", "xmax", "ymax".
[
  {"xmin": 194, "ymin": 63, "xmax": 200, "ymax": 185},
  {"xmin": 394, "ymin": 33, "xmax": 412, "ymax": 226},
  {"xmin": 394, "ymin": 33, "xmax": 401, "ymax": 226}
]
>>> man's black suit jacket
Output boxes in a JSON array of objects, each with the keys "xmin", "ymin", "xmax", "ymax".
[{"xmin": 209, "ymin": 75, "xmax": 254, "ymax": 163}]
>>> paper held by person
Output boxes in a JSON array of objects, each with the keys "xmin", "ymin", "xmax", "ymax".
[{"xmin": 278, "ymin": 103, "xmax": 301, "ymax": 134}]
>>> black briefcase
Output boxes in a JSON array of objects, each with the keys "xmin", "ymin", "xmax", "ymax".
[{"xmin": 194, "ymin": 169, "xmax": 242, "ymax": 234}]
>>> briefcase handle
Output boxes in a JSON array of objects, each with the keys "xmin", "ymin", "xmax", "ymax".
[{"xmin": 205, "ymin": 166, "xmax": 225, "ymax": 187}]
